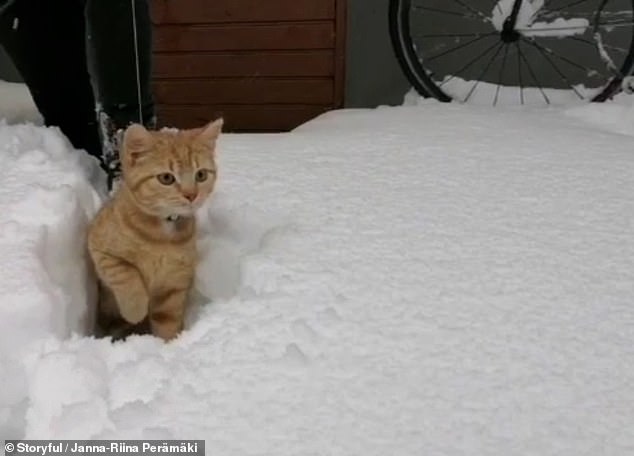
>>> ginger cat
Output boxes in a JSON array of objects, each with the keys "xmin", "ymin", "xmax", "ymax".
[{"xmin": 87, "ymin": 118, "xmax": 223, "ymax": 341}]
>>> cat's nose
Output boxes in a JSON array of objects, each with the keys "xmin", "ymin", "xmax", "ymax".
[{"xmin": 183, "ymin": 192, "xmax": 197, "ymax": 202}]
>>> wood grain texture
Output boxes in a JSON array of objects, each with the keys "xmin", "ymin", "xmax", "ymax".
[
  {"xmin": 153, "ymin": 79, "xmax": 333, "ymax": 105},
  {"xmin": 151, "ymin": 0, "xmax": 336, "ymax": 24},
  {"xmin": 153, "ymin": 51, "xmax": 335, "ymax": 79},
  {"xmin": 149, "ymin": 0, "xmax": 346, "ymax": 132},
  {"xmin": 157, "ymin": 104, "xmax": 331, "ymax": 131},
  {"xmin": 153, "ymin": 23, "xmax": 335, "ymax": 52}
]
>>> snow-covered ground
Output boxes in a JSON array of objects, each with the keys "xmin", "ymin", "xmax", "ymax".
[{"xmin": 0, "ymin": 81, "xmax": 633, "ymax": 455}]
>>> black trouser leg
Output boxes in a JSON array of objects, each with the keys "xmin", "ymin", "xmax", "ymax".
[
  {"xmin": 0, "ymin": 0, "xmax": 102, "ymax": 162},
  {"xmin": 85, "ymin": 0, "xmax": 155, "ymax": 183},
  {"xmin": 85, "ymin": 0, "xmax": 155, "ymax": 126}
]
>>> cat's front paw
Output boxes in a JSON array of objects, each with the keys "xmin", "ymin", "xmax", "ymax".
[{"xmin": 119, "ymin": 299, "xmax": 149, "ymax": 324}]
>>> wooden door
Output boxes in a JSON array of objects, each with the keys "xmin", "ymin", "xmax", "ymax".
[{"xmin": 150, "ymin": 0, "xmax": 346, "ymax": 132}]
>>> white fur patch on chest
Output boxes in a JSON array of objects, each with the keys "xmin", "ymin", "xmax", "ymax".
[{"xmin": 162, "ymin": 219, "xmax": 177, "ymax": 236}]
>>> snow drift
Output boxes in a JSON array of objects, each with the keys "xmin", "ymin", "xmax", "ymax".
[
  {"xmin": 0, "ymin": 85, "xmax": 633, "ymax": 455},
  {"xmin": 0, "ymin": 122, "xmax": 101, "ymax": 439}
]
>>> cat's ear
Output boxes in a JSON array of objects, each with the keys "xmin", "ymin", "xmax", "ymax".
[
  {"xmin": 195, "ymin": 118, "xmax": 223, "ymax": 149},
  {"xmin": 123, "ymin": 123, "xmax": 154, "ymax": 166}
]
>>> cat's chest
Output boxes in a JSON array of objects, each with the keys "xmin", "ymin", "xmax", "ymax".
[{"xmin": 133, "ymin": 242, "xmax": 196, "ymax": 290}]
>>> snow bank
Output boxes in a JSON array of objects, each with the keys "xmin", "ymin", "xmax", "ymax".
[
  {"xmin": 401, "ymin": 80, "xmax": 598, "ymax": 107},
  {"xmin": 564, "ymin": 92, "xmax": 634, "ymax": 136},
  {"xmin": 0, "ymin": 95, "xmax": 633, "ymax": 454},
  {"xmin": 0, "ymin": 123, "xmax": 101, "ymax": 439}
]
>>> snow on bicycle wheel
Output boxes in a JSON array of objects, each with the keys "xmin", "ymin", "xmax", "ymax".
[{"xmin": 390, "ymin": 0, "xmax": 634, "ymax": 105}]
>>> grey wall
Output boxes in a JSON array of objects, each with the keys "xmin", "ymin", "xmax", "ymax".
[
  {"xmin": 0, "ymin": 46, "xmax": 20, "ymax": 82},
  {"xmin": 344, "ymin": 0, "xmax": 411, "ymax": 107}
]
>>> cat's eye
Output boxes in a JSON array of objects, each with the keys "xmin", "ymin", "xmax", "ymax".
[
  {"xmin": 157, "ymin": 172, "xmax": 176, "ymax": 185},
  {"xmin": 195, "ymin": 169, "xmax": 208, "ymax": 182}
]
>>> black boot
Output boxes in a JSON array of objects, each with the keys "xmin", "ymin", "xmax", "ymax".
[
  {"xmin": 84, "ymin": 0, "xmax": 156, "ymax": 190},
  {"xmin": 97, "ymin": 110, "xmax": 156, "ymax": 191}
]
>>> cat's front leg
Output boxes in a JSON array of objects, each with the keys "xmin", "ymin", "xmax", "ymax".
[
  {"xmin": 90, "ymin": 251, "xmax": 149, "ymax": 324},
  {"xmin": 150, "ymin": 288, "xmax": 188, "ymax": 341}
]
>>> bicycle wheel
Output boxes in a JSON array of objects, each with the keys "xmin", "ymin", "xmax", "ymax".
[{"xmin": 390, "ymin": 0, "xmax": 634, "ymax": 105}]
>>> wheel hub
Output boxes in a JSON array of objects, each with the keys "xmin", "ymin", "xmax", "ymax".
[{"xmin": 500, "ymin": 28, "xmax": 520, "ymax": 43}]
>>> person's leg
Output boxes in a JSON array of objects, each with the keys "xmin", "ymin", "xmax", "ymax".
[
  {"xmin": 0, "ymin": 0, "xmax": 102, "ymax": 162},
  {"xmin": 84, "ymin": 0, "xmax": 156, "ymax": 185}
]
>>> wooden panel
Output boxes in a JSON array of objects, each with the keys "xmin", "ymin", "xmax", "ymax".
[
  {"xmin": 149, "ymin": 0, "xmax": 346, "ymax": 133},
  {"xmin": 154, "ymin": 23, "xmax": 334, "ymax": 52},
  {"xmin": 153, "ymin": 79, "xmax": 333, "ymax": 105},
  {"xmin": 153, "ymin": 51, "xmax": 334, "ymax": 79},
  {"xmin": 152, "ymin": 0, "xmax": 335, "ymax": 24},
  {"xmin": 157, "ymin": 104, "xmax": 331, "ymax": 131}
]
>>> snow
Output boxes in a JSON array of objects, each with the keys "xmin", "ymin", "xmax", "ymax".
[
  {"xmin": 0, "ymin": 121, "xmax": 102, "ymax": 439},
  {"xmin": 407, "ymin": 78, "xmax": 600, "ymax": 107},
  {"xmin": 564, "ymin": 90, "xmax": 634, "ymax": 135},
  {"xmin": 1, "ymin": 79, "xmax": 634, "ymax": 454}
]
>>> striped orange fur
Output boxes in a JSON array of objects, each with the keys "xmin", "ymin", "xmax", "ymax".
[{"xmin": 87, "ymin": 119, "xmax": 223, "ymax": 341}]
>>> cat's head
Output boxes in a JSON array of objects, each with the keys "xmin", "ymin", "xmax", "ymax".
[{"xmin": 120, "ymin": 118, "xmax": 223, "ymax": 218}]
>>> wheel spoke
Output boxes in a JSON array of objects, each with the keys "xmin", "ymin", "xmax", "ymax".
[
  {"xmin": 521, "ymin": 37, "xmax": 585, "ymax": 99},
  {"xmin": 535, "ymin": 10, "xmax": 603, "ymax": 21},
  {"xmin": 493, "ymin": 0, "xmax": 503, "ymax": 15},
  {"xmin": 517, "ymin": 41, "xmax": 551, "ymax": 104},
  {"xmin": 412, "ymin": 5, "xmax": 479, "ymax": 19},
  {"xmin": 528, "ymin": 5, "xmax": 600, "ymax": 23},
  {"xmin": 523, "ymin": 36, "xmax": 605, "ymax": 76},
  {"xmin": 439, "ymin": 40, "xmax": 503, "ymax": 87},
  {"xmin": 416, "ymin": 31, "xmax": 498, "ymax": 38},
  {"xmin": 569, "ymin": 35, "xmax": 628, "ymax": 54},
  {"xmin": 527, "ymin": 0, "xmax": 549, "ymax": 23},
  {"xmin": 464, "ymin": 43, "xmax": 505, "ymax": 103},
  {"xmin": 590, "ymin": 20, "xmax": 634, "ymax": 30},
  {"xmin": 494, "ymin": 44, "xmax": 511, "ymax": 106},
  {"xmin": 517, "ymin": 19, "xmax": 634, "ymax": 33},
  {"xmin": 516, "ymin": 42, "xmax": 525, "ymax": 105},
  {"xmin": 426, "ymin": 33, "xmax": 497, "ymax": 63},
  {"xmin": 447, "ymin": 0, "xmax": 493, "ymax": 24},
  {"xmin": 549, "ymin": 0, "xmax": 594, "ymax": 14}
]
